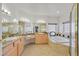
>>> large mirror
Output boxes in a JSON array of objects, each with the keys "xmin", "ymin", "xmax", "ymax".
[
  {"xmin": 19, "ymin": 18, "xmax": 33, "ymax": 34},
  {"xmin": 70, "ymin": 4, "xmax": 77, "ymax": 56},
  {"xmin": 2, "ymin": 19, "xmax": 19, "ymax": 39}
]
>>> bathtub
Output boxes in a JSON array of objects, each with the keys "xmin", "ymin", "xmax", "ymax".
[
  {"xmin": 49, "ymin": 36, "xmax": 70, "ymax": 46},
  {"xmin": 49, "ymin": 36, "xmax": 76, "ymax": 55}
]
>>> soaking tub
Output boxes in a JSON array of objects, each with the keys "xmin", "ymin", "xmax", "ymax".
[
  {"xmin": 48, "ymin": 36, "xmax": 71, "ymax": 55},
  {"xmin": 49, "ymin": 36, "xmax": 70, "ymax": 46}
]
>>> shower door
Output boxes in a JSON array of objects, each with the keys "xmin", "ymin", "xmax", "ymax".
[{"xmin": 70, "ymin": 4, "xmax": 77, "ymax": 56}]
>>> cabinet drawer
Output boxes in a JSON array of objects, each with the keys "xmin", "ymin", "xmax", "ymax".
[
  {"xmin": 4, "ymin": 46, "xmax": 17, "ymax": 56},
  {"xmin": 3, "ymin": 43, "xmax": 14, "ymax": 54}
]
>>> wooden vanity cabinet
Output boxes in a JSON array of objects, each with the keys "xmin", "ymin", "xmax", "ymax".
[
  {"xmin": 3, "ymin": 42, "xmax": 17, "ymax": 56},
  {"xmin": 35, "ymin": 33, "xmax": 48, "ymax": 44},
  {"xmin": 18, "ymin": 37, "xmax": 24, "ymax": 56},
  {"xmin": 5, "ymin": 46, "xmax": 17, "ymax": 56},
  {"xmin": 3, "ymin": 36, "xmax": 25, "ymax": 56},
  {"xmin": 14, "ymin": 39, "xmax": 20, "ymax": 56},
  {"xmin": 14, "ymin": 37, "xmax": 24, "ymax": 56}
]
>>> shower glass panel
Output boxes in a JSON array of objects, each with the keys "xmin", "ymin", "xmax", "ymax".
[
  {"xmin": 78, "ymin": 3, "xmax": 79, "ymax": 56},
  {"xmin": 70, "ymin": 4, "xmax": 77, "ymax": 56}
]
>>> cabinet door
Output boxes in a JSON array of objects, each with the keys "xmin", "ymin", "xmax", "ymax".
[
  {"xmin": 4, "ymin": 46, "xmax": 17, "ymax": 56},
  {"xmin": 14, "ymin": 39, "xmax": 20, "ymax": 56},
  {"xmin": 35, "ymin": 35, "xmax": 42, "ymax": 44},
  {"xmin": 18, "ymin": 42, "xmax": 23, "ymax": 55},
  {"xmin": 3, "ymin": 43, "xmax": 14, "ymax": 55},
  {"xmin": 35, "ymin": 34, "xmax": 48, "ymax": 44},
  {"xmin": 44, "ymin": 34, "xmax": 48, "ymax": 43},
  {"xmin": 18, "ymin": 38, "xmax": 24, "ymax": 56},
  {"xmin": 40, "ymin": 34, "xmax": 48, "ymax": 43}
]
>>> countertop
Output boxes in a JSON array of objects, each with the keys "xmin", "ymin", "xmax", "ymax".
[
  {"xmin": 2, "ymin": 32, "xmax": 47, "ymax": 48},
  {"xmin": 35, "ymin": 32, "xmax": 48, "ymax": 34},
  {"xmin": 2, "ymin": 36, "xmax": 20, "ymax": 48},
  {"xmin": 2, "ymin": 34, "xmax": 35, "ymax": 48}
]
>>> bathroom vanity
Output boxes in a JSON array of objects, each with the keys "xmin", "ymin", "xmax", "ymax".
[
  {"xmin": 24, "ymin": 33, "xmax": 35, "ymax": 45},
  {"xmin": 2, "ymin": 36, "xmax": 25, "ymax": 56},
  {"xmin": 35, "ymin": 32, "xmax": 48, "ymax": 44}
]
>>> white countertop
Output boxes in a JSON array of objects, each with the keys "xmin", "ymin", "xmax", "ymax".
[
  {"xmin": 3, "ymin": 36, "xmax": 19, "ymax": 41},
  {"xmin": 2, "ymin": 36, "xmax": 20, "ymax": 48}
]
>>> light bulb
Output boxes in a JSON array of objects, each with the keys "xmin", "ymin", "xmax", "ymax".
[
  {"xmin": 8, "ymin": 11, "xmax": 11, "ymax": 15},
  {"xmin": 4, "ymin": 9, "xmax": 8, "ymax": 13}
]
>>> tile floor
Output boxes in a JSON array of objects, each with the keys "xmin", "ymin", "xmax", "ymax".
[{"xmin": 22, "ymin": 43, "xmax": 70, "ymax": 56}]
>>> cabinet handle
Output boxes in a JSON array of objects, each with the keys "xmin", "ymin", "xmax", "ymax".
[
  {"xmin": 13, "ymin": 42, "xmax": 15, "ymax": 47},
  {"xmin": 20, "ymin": 39, "xmax": 21, "ymax": 42}
]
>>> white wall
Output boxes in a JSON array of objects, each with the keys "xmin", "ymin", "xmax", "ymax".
[
  {"xmin": 0, "ymin": 3, "xmax": 2, "ymax": 56},
  {"xmin": 0, "ymin": 3, "xmax": 2, "ymax": 10},
  {"xmin": 0, "ymin": 17, "xmax": 2, "ymax": 56}
]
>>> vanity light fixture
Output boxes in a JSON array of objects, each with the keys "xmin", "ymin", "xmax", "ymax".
[
  {"xmin": 36, "ymin": 20, "xmax": 46, "ymax": 23},
  {"xmin": 2, "ymin": 19, "xmax": 8, "ymax": 23},
  {"xmin": 1, "ymin": 8, "xmax": 11, "ymax": 15},
  {"xmin": 20, "ymin": 17, "xmax": 30, "ymax": 23},
  {"xmin": 3, "ymin": 9, "xmax": 8, "ymax": 13},
  {"xmin": 7, "ymin": 11, "xmax": 11, "ymax": 15}
]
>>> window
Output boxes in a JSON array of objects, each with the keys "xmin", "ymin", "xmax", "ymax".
[
  {"xmin": 48, "ymin": 23, "xmax": 57, "ymax": 32},
  {"xmin": 63, "ymin": 22, "xmax": 70, "ymax": 34}
]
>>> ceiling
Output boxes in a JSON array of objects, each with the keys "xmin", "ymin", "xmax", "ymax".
[{"xmin": 2, "ymin": 3, "xmax": 73, "ymax": 20}]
